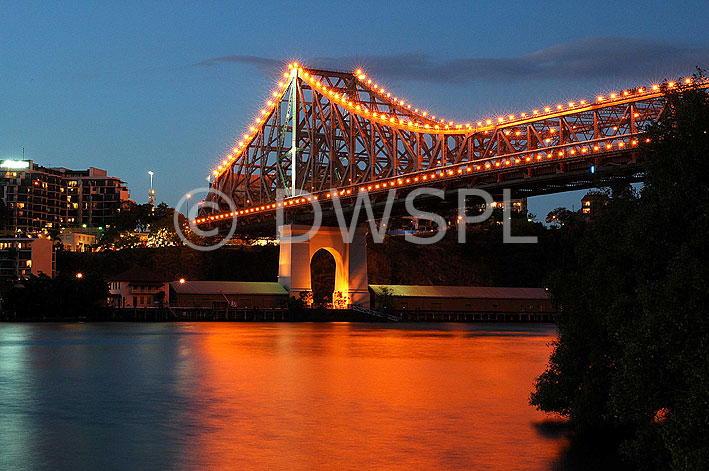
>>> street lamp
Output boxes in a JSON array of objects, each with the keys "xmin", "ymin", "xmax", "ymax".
[
  {"xmin": 76, "ymin": 272, "xmax": 83, "ymax": 279},
  {"xmin": 148, "ymin": 171, "xmax": 156, "ymax": 209},
  {"xmin": 179, "ymin": 278, "xmax": 186, "ymax": 284}
]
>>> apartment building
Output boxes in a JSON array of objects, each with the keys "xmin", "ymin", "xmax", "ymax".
[{"xmin": 0, "ymin": 160, "xmax": 130, "ymax": 231}]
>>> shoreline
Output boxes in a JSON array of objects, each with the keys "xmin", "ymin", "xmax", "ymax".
[{"xmin": 1, "ymin": 308, "xmax": 556, "ymax": 324}]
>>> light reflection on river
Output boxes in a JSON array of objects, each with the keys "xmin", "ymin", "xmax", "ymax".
[{"xmin": 0, "ymin": 322, "xmax": 568, "ymax": 470}]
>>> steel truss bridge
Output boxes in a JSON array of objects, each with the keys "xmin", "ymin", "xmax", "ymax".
[{"xmin": 198, "ymin": 63, "xmax": 707, "ymax": 230}]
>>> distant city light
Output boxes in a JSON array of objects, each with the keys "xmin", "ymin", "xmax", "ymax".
[{"xmin": 0, "ymin": 160, "xmax": 29, "ymax": 169}]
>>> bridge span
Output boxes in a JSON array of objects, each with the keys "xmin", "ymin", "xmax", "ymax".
[{"xmin": 196, "ymin": 64, "xmax": 707, "ymax": 231}]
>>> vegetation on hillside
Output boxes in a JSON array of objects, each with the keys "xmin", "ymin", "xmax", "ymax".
[{"xmin": 58, "ymin": 245, "xmax": 280, "ymax": 282}]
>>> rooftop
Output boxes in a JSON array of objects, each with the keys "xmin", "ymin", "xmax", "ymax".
[
  {"xmin": 170, "ymin": 281, "xmax": 288, "ymax": 296},
  {"xmin": 369, "ymin": 285, "xmax": 550, "ymax": 300}
]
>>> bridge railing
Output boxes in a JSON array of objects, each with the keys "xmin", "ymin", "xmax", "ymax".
[{"xmin": 348, "ymin": 303, "xmax": 399, "ymax": 322}]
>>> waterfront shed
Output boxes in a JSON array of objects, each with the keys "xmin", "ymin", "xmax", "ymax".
[
  {"xmin": 369, "ymin": 285, "xmax": 553, "ymax": 314},
  {"xmin": 168, "ymin": 281, "xmax": 288, "ymax": 309}
]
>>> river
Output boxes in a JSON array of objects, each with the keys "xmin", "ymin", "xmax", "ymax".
[{"xmin": 0, "ymin": 322, "xmax": 580, "ymax": 470}]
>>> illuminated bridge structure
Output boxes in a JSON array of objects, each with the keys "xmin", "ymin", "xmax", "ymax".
[
  {"xmin": 195, "ymin": 64, "xmax": 706, "ymax": 308},
  {"xmin": 198, "ymin": 63, "xmax": 707, "ymax": 231}
]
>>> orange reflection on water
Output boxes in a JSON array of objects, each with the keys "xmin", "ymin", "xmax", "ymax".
[{"xmin": 180, "ymin": 323, "xmax": 564, "ymax": 471}]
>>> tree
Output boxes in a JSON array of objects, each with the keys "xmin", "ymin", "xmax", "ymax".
[
  {"xmin": 5, "ymin": 273, "xmax": 110, "ymax": 320},
  {"xmin": 155, "ymin": 290, "xmax": 166, "ymax": 307},
  {"xmin": 546, "ymin": 207, "xmax": 578, "ymax": 226},
  {"xmin": 298, "ymin": 290, "xmax": 313, "ymax": 307},
  {"xmin": 376, "ymin": 287, "xmax": 396, "ymax": 313},
  {"xmin": 530, "ymin": 75, "xmax": 709, "ymax": 469}
]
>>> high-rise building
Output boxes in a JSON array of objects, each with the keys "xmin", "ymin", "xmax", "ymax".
[
  {"xmin": 0, "ymin": 237, "xmax": 55, "ymax": 279},
  {"xmin": 0, "ymin": 159, "xmax": 131, "ymax": 232}
]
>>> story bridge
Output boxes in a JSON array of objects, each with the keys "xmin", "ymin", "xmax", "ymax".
[
  {"xmin": 196, "ymin": 63, "xmax": 706, "ymax": 231},
  {"xmin": 191, "ymin": 63, "xmax": 707, "ymax": 308}
]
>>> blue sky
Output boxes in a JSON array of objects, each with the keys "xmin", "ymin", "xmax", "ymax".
[{"xmin": 1, "ymin": 0, "xmax": 708, "ymax": 219}]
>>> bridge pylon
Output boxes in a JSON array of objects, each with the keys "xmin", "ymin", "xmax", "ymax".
[{"xmin": 278, "ymin": 225, "xmax": 369, "ymax": 309}]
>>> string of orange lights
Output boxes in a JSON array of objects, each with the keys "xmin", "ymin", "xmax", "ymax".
[
  {"xmin": 209, "ymin": 62, "xmax": 706, "ymax": 181},
  {"xmin": 197, "ymin": 64, "xmax": 708, "ymax": 227},
  {"xmin": 194, "ymin": 133, "xmax": 651, "ymax": 225}
]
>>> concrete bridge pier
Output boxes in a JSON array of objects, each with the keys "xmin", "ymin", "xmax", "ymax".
[{"xmin": 277, "ymin": 225, "xmax": 369, "ymax": 309}]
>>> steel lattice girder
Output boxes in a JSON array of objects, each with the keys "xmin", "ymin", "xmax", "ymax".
[{"xmin": 204, "ymin": 66, "xmax": 706, "ymax": 217}]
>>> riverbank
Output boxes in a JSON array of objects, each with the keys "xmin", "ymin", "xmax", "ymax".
[{"xmin": 1, "ymin": 306, "xmax": 556, "ymax": 323}]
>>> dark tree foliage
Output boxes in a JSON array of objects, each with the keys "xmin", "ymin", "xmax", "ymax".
[
  {"xmin": 4, "ymin": 273, "xmax": 110, "ymax": 320},
  {"xmin": 58, "ymin": 245, "xmax": 280, "ymax": 282},
  {"xmin": 546, "ymin": 207, "xmax": 586, "ymax": 227},
  {"xmin": 366, "ymin": 217, "xmax": 562, "ymax": 288},
  {"xmin": 531, "ymin": 78, "xmax": 709, "ymax": 469},
  {"xmin": 375, "ymin": 287, "xmax": 396, "ymax": 313}
]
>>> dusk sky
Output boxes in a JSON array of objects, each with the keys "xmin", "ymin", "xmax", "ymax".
[{"xmin": 2, "ymin": 0, "xmax": 708, "ymax": 219}]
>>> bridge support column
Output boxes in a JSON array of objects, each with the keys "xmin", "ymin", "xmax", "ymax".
[{"xmin": 278, "ymin": 225, "xmax": 369, "ymax": 309}]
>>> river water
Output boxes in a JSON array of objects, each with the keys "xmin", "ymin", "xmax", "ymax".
[{"xmin": 0, "ymin": 322, "xmax": 575, "ymax": 470}]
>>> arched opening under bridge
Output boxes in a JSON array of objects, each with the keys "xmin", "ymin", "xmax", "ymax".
[
  {"xmin": 310, "ymin": 248, "xmax": 337, "ymax": 306},
  {"xmin": 278, "ymin": 225, "xmax": 369, "ymax": 309}
]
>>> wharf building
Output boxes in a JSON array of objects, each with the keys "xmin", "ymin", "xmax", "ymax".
[
  {"xmin": 165, "ymin": 280, "xmax": 553, "ymax": 320},
  {"xmin": 108, "ymin": 267, "xmax": 169, "ymax": 308},
  {"xmin": 0, "ymin": 159, "xmax": 130, "ymax": 232},
  {"xmin": 369, "ymin": 285, "xmax": 552, "ymax": 316}
]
